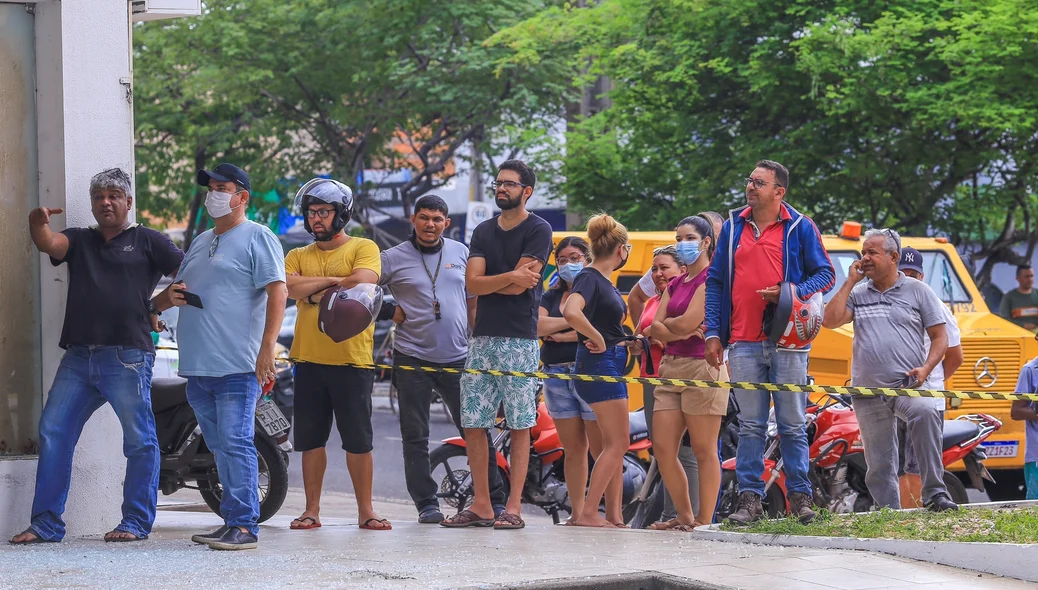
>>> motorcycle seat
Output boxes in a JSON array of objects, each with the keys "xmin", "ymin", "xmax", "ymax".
[
  {"xmin": 629, "ymin": 410, "xmax": 648, "ymax": 442},
  {"xmin": 942, "ymin": 420, "xmax": 980, "ymax": 450},
  {"xmin": 151, "ymin": 377, "xmax": 189, "ymax": 414}
]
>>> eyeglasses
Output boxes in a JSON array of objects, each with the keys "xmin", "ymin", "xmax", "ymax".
[
  {"xmin": 209, "ymin": 235, "xmax": 220, "ymax": 259},
  {"xmin": 745, "ymin": 177, "xmax": 784, "ymax": 189},
  {"xmin": 306, "ymin": 209, "xmax": 336, "ymax": 219},
  {"xmin": 491, "ymin": 180, "xmax": 528, "ymax": 191},
  {"xmin": 557, "ymin": 254, "xmax": 586, "ymax": 264}
]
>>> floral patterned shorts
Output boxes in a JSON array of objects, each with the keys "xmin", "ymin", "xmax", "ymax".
[{"xmin": 460, "ymin": 336, "xmax": 540, "ymax": 430}]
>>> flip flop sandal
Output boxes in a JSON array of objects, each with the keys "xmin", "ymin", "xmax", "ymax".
[
  {"xmin": 648, "ymin": 519, "xmax": 678, "ymax": 531},
  {"xmin": 290, "ymin": 516, "xmax": 322, "ymax": 530},
  {"xmin": 104, "ymin": 531, "xmax": 148, "ymax": 543},
  {"xmin": 440, "ymin": 509, "xmax": 495, "ymax": 528},
  {"xmin": 493, "ymin": 512, "xmax": 526, "ymax": 530},
  {"xmin": 667, "ymin": 523, "xmax": 697, "ymax": 533},
  {"xmin": 418, "ymin": 508, "xmax": 445, "ymax": 524},
  {"xmin": 360, "ymin": 518, "xmax": 393, "ymax": 531},
  {"xmin": 9, "ymin": 528, "xmax": 55, "ymax": 545}
]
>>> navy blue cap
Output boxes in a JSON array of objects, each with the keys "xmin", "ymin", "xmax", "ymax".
[
  {"xmin": 197, "ymin": 163, "xmax": 251, "ymax": 192},
  {"xmin": 899, "ymin": 246, "xmax": 924, "ymax": 274}
]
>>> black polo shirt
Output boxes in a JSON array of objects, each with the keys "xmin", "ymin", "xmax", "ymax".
[{"xmin": 51, "ymin": 225, "xmax": 184, "ymax": 352}]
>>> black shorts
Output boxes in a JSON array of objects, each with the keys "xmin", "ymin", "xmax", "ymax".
[{"xmin": 293, "ymin": 363, "xmax": 375, "ymax": 454}]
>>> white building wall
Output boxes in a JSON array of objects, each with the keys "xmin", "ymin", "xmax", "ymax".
[{"xmin": 0, "ymin": 0, "xmax": 137, "ymax": 539}]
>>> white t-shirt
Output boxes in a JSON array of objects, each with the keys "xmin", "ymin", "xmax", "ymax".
[
  {"xmin": 637, "ymin": 268, "xmax": 655, "ymax": 296},
  {"xmin": 922, "ymin": 304, "xmax": 960, "ymax": 408}
]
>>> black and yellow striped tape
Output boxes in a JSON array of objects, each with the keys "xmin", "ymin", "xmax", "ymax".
[{"xmin": 154, "ymin": 346, "xmax": 1038, "ymax": 402}]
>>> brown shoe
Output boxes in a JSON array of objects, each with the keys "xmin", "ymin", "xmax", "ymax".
[
  {"xmin": 727, "ymin": 491, "xmax": 764, "ymax": 526},
  {"xmin": 788, "ymin": 492, "xmax": 817, "ymax": 524}
]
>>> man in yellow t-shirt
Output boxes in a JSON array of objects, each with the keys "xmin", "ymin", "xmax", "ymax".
[{"xmin": 283, "ymin": 178, "xmax": 390, "ymax": 531}]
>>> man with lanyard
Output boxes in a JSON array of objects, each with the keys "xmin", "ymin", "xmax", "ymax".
[
  {"xmin": 379, "ymin": 195, "xmax": 507, "ymax": 523},
  {"xmin": 11, "ymin": 168, "xmax": 184, "ymax": 544},
  {"xmin": 704, "ymin": 160, "xmax": 835, "ymax": 525},
  {"xmin": 170, "ymin": 163, "xmax": 288, "ymax": 550},
  {"xmin": 823, "ymin": 229, "xmax": 957, "ymax": 512},
  {"xmin": 284, "ymin": 178, "xmax": 391, "ymax": 532}
]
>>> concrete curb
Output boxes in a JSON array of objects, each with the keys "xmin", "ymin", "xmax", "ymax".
[{"xmin": 693, "ymin": 500, "xmax": 1038, "ymax": 583}]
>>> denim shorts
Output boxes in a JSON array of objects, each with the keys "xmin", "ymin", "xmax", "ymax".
[
  {"xmin": 543, "ymin": 362, "xmax": 596, "ymax": 421},
  {"xmin": 574, "ymin": 345, "xmax": 629, "ymax": 405}
]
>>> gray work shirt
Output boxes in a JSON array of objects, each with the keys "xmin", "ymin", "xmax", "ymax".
[
  {"xmin": 380, "ymin": 238, "xmax": 472, "ymax": 364},
  {"xmin": 847, "ymin": 273, "xmax": 947, "ymax": 388}
]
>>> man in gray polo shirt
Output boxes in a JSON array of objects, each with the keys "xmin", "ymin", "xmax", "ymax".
[
  {"xmin": 823, "ymin": 229, "xmax": 958, "ymax": 512},
  {"xmin": 379, "ymin": 195, "xmax": 505, "ymax": 523}
]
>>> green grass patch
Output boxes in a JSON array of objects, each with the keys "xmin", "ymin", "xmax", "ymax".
[{"xmin": 721, "ymin": 507, "xmax": 1038, "ymax": 544}]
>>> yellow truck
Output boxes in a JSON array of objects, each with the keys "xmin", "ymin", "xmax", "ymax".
[{"xmin": 549, "ymin": 227, "xmax": 1036, "ymax": 500}]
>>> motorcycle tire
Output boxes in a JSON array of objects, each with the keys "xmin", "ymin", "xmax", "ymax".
[
  {"xmin": 943, "ymin": 469, "xmax": 969, "ymax": 505},
  {"xmin": 429, "ymin": 444, "xmax": 511, "ymax": 511},
  {"xmin": 622, "ymin": 477, "xmax": 664, "ymax": 529},
  {"xmin": 716, "ymin": 471, "xmax": 786, "ymax": 521},
  {"xmin": 198, "ymin": 434, "xmax": 289, "ymax": 523}
]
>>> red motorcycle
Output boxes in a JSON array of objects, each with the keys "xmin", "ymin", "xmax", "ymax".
[
  {"xmin": 428, "ymin": 400, "xmax": 651, "ymax": 524},
  {"xmin": 716, "ymin": 394, "xmax": 1002, "ymax": 518}
]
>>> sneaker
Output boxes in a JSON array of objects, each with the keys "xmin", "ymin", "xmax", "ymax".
[
  {"xmin": 727, "ymin": 491, "xmax": 764, "ymax": 526},
  {"xmin": 788, "ymin": 492, "xmax": 817, "ymax": 524},
  {"xmin": 207, "ymin": 527, "xmax": 258, "ymax": 551},
  {"xmin": 925, "ymin": 493, "xmax": 959, "ymax": 513},
  {"xmin": 191, "ymin": 526, "xmax": 229, "ymax": 545},
  {"xmin": 418, "ymin": 507, "xmax": 445, "ymax": 524}
]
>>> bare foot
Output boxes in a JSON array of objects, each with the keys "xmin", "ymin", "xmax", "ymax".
[
  {"xmin": 104, "ymin": 529, "xmax": 144, "ymax": 542},
  {"xmin": 570, "ymin": 514, "xmax": 614, "ymax": 528},
  {"xmin": 359, "ymin": 512, "xmax": 392, "ymax": 530},
  {"xmin": 648, "ymin": 519, "xmax": 678, "ymax": 531},
  {"xmin": 290, "ymin": 513, "xmax": 322, "ymax": 529},
  {"xmin": 10, "ymin": 529, "xmax": 42, "ymax": 544}
]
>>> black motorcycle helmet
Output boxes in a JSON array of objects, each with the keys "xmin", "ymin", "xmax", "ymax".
[{"xmin": 293, "ymin": 178, "xmax": 354, "ymax": 241}]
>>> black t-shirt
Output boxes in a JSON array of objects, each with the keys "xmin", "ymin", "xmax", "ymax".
[
  {"xmin": 51, "ymin": 225, "xmax": 184, "ymax": 352},
  {"xmin": 570, "ymin": 267, "xmax": 628, "ymax": 347},
  {"xmin": 539, "ymin": 289, "xmax": 577, "ymax": 365},
  {"xmin": 469, "ymin": 214, "xmax": 554, "ymax": 339}
]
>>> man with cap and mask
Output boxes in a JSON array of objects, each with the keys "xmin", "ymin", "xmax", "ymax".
[
  {"xmin": 282, "ymin": 177, "xmax": 391, "ymax": 532},
  {"xmin": 378, "ymin": 194, "xmax": 507, "ymax": 524},
  {"xmin": 896, "ymin": 246, "xmax": 963, "ymax": 507},
  {"xmin": 168, "ymin": 163, "xmax": 287, "ymax": 550},
  {"xmin": 11, "ymin": 168, "xmax": 184, "ymax": 545}
]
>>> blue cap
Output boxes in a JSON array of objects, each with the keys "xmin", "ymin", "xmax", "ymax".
[
  {"xmin": 197, "ymin": 163, "xmax": 251, "ymax": 192},
  {"xmin": 899, "ymin": 246, "xmax": 924, "ymax": 274}
]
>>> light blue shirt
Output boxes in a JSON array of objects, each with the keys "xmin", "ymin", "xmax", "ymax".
[
  {"xmin": 176, "ymin": 221, "xmax": 286, "ymax": 377},
  {"xmin": 1014, "ymin": 359, "xmax": 1038, "ymax": 463}
]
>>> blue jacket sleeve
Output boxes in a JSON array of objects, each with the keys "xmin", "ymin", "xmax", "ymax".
[
  {"xmin": 704, "ymin": 221, "xmax": 730, "ymax": 340},
  {"xmin": 794, "ymin": 217, "xmax": 836, "ymax": 299}
]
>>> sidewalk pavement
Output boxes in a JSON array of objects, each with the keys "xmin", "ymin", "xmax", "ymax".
[{"xmin": 1, "ymin": 490, "xmax": 1032, "ymax": 590}]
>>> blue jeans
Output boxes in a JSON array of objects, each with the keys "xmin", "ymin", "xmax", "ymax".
[
  {"xmin": 186, "ymin": 374, "xmax": 261, "ymax": 536},
  {"xmin": 543, "ymin": 362, "xmax": 596, "ymax": 421},
  {"xmin": 31, "ymin": 346, "xmax": 157, "ymax": 541},
  {"xmin": 728, "ymin": 341, "xmax": 811, "ymax": 496},
  {"xmin": 574, "ymin": 345, "xmax": 629, "ymax": 405}
]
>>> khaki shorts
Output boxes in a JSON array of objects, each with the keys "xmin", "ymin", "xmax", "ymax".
[{"xmin": 653, "ymin": 355, "xmax": 729, "ymax": 416}]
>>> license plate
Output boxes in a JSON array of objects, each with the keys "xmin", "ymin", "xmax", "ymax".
[
  {"xmin": 979, "ymin": 441, "xmax": 1019, "ymax": 458},
  {"xmin": 256, "ymin": 399, "xmax": 290, "ymax": 436}
]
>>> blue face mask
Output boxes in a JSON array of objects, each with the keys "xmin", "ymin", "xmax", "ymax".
[
  {"xmin": 675, "ymin": 240, "xmax": 701, "ymax": 265},
  {"xmin": 558, "ymin": 262, "xmax": 584, "ymax": 284}
]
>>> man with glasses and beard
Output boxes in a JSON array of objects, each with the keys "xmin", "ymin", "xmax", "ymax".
[
  {"xmin": 283, "ymin": 178, "xmax": 391, "ymax": 533},
  {"xmin": 442, "ymin": 160, "xmax": 553, "ymax": 530},
  {"xmin": 171, "ymin": 163, "xmax": 288, "ymax": 550},
  {"xmin": 379, "ymin": 195, "xmax": 507, "ymax": 524}
]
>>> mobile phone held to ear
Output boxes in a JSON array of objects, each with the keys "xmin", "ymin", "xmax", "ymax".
[{"xmin": 174, "ymin": 287, "xmax": 204, "ymax": 309}]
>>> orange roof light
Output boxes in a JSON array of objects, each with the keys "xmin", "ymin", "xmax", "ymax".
[
  {"xmin": 840, "ymin": 221, "xmax": 862, "ymax": 241},
  {"xmin": 935, "ymin": 237, "xmax": 949, "ymax": 243}
]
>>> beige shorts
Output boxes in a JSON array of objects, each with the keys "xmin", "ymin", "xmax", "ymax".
[{"xmin": 653, "ymin": 355, "xmax": 729, "ymax": 416}]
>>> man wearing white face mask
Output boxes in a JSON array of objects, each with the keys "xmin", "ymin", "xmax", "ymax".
[{"xmin": 170, "ymin": 162, "xmax": 288, "ymax": 550}]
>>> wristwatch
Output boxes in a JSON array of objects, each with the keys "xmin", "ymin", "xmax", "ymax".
[{"xmin": 148, "ymin": 299, "xmax": 160, "ymax": 316}]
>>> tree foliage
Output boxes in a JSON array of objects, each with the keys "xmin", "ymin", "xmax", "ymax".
[
  {"xmin": 492, "ymin": 0, "xmax": 1038, "ymax": 287},
  {"xmin": 133, "ymin": 0, "xmax": 572, "ymax": 249}
]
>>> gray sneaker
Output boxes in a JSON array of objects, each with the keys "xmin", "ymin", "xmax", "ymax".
[
  {"xmin": 191, "ymin": 525, "xmax": 229, "ymax": 545},
  {"xmin": 727, "ymin": 491, "xmax": 764, "ymax": 526}
]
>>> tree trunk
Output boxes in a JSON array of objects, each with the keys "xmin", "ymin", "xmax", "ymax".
[{"xmin": 183, "ymin": 150, "xmax": 208, "ymax": 252}]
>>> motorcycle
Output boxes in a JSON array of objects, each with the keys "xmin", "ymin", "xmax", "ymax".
[
  {"xmin": 153, "ymin": 376, "xmax": 293, "ymax": 523},
  {"xmin": 716, "ymin": 393, "xmax": 1002, "ymax": 518},
  {"xmin": 428, "ymin": 396, "xmax": 650, "ymax": 524}
]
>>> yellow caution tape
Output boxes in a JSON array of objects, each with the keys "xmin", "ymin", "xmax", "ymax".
[{"xmin": 154, "ymin": 346, "xmax": 1038, "ymax": 401}]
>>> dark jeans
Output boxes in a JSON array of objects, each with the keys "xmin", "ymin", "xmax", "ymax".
[
  {"xmin": 31, "ymin": 346, "xmax": 157, "ymax": 541},
  {"xmin": 392, "ymin": 353, "xmax": 506, "ymax": 512}
]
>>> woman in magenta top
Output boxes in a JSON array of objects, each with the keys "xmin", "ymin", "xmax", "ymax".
[{"xmin": 650, "ymin": 214, "xmax": 728, "ymax": 530}]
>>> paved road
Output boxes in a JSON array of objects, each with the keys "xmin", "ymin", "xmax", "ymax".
[{"xmin": 287, "ymin": 392, "xmax": 462, "ymax": 505}]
